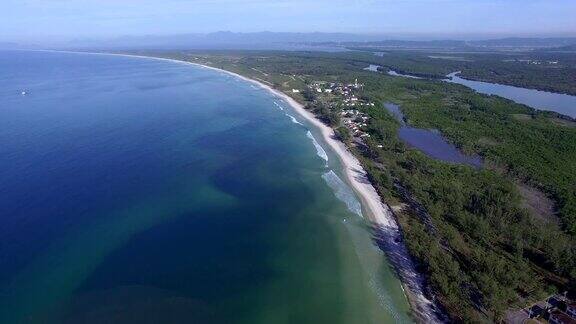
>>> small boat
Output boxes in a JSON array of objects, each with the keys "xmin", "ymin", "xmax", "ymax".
[{"xmin": 21, "ymin": 90, "xmax": 27, "ymax": 95}]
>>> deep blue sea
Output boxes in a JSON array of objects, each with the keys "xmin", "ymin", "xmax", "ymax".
[{"xmin": 0, "ymin": 51, "xmax": 411, "ymax": 323}]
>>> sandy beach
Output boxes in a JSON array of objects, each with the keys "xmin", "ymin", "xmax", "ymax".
[
  {"xmin": 241, "ymin": 77, "xmax": 439, "ymax": 322},
  {"xmin": 179, "ymin": 58, "xmax": 440, "ymax": 322},
  {"xmin": 37, "ymin": 50, "xmax": 440, "ymax": 322}
]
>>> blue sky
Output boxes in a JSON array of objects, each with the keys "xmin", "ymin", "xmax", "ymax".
[{"xmin": 2, "ymin": 0, "xmax": 575, "ymax": 41}]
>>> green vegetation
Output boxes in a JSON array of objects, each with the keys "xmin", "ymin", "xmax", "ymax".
[
  {"xmin": 362, "ymin": 78, "xmax": 576, "ymax": 322},
  {"xmin": 136, "ymin": 50, "xmax": 576, "ymax": 322},
  {"xmin": 359, "ymin": 104, "xmax": 575, "ymax": 321},
  {"xmin": 361, "ymin": 76, "xmax": 576, "ymax": 235},
  {"xmin": 346, "ymin": 49, "xmax": 576, "ymax": 95}
]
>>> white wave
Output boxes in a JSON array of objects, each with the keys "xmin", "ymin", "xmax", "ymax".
[
  {"xmin": 285, "ymin": 113, "xmax": 303, "ymax": 125},
  {"xmin": 273, "ymin": 101, "xmax": 284, "ymax": 110},
  {"xmin": 321, "ymin": 170, "xmax": 363, "ymax": 217},
  {"xmin": 306, "ymin": 131, "xmax": 328, "ymax": 163},
  {"xmin": 368, "ymin": 277, "xmax": 403, "ymax": 321}
]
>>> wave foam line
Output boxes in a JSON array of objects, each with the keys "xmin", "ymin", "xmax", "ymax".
[
  {"xmin": 306, "ymin": 131, "xmax": 328, "ymax": 163},
  {"xmin": 286, "ymin": 113, "xmax": 303, "ymax": 125},
  {"xmin": 321, "ymin": 170, "xmax": 363, "ymax": 217},
  {"xmin": 37, "ymin": 50, "xmax": 441, "ymax": 322}
]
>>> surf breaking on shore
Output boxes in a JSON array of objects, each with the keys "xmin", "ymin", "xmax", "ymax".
[
  {"xmin": 321, "ymin": 170, "xmax": 362, "ymax": 217},
  {"xmin": 305, "ymin": 131, "xmax": 329, "ymax": 163},
  {"xmin": 192, "ymin": 57, "xmax": 442, "ymax": 322},
  {"xmin": 267, "ymin": 86, "xmax": 441, "ymax": 323},
  {"xmin": 41, "ymin": 50, "xmax": 442, "ymax": 322}
]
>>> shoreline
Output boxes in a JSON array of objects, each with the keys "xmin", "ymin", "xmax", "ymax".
[
  {"xmin": 33, "ymin": 49, "xmax": 440, "ymax": 322},
  {"xmin": 259, "ymin": 79, "xmax": 441, "ymax": 322},
  {"xmin": 160, "ymin": 55, "xmax": 441, "ymax": 323}
]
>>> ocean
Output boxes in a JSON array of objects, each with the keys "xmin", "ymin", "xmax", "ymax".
[{"xmin": 0, "ymin": 50, "xmax": 412, "ymax": 323}]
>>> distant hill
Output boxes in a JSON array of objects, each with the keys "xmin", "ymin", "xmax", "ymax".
[
  {"xmin": 539, "ymin": 44, "xmax": 576, "ymax": 52},
  {"xmin": 469, "ymin": 37, "xmax": 576, "ymax": 48},
  {"xmin": 6, "ymin": 33, "xmax": 576, "ymax": 51},
  {"xmin": 343, "ymin": 37, "xmax": 576, "ymax": 52},
  {"xmin": 340, "ymin": 39, "xmax": 467, "ymax": 48},
  {"xmin": 65, "ymin": 32, "xmax": 388, "ymax": 50}
]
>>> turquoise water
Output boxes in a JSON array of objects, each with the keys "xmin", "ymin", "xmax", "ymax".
[{"xmin": 0, "ymin": 51, "xmax": 412, "ymax": 323}]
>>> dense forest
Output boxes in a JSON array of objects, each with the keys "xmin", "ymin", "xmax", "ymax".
[
  {"xmin": 358, "ymin": 76, "xmax": 576, "ymax": 321},
  {"xmin": 144, "ymin": 50, "xmax": 576, "ymax": 322},
  {"xmin": 342, "ymin": 49, "xmax": 576, "ymax": 96}
]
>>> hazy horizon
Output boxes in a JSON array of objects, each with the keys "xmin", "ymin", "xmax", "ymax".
[{"xmin": 2, "ymin": 0, "xmax": 576, "ymax": 44}]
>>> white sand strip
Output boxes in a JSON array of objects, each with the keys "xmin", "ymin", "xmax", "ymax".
[{"xmin": 32, "ymin": 49, "xmax": 441, "ymax": 322}]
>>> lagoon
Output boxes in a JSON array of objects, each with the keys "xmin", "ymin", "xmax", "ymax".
[
  {"xmin": 446, "ymin": 72, "xmax": 576, "ymax": 118},
  {"xmin": 384, "ymin": 103, "xmax": 482, "ymax": 168}
]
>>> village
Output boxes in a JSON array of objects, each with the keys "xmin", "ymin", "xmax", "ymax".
[
  {"xmin": 506, "ymin": 293, "xmax": 576, "ymax": 324},
  {"xmin": 300, "ymin": 78, "xmax": 377, "ymax": 144}
]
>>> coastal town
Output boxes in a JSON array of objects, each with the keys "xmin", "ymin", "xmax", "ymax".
[
  {"xmin": 146, "ymin": 51, "xmax": 576, "ymax": 323},
  {"xmin": 507, "ymin": 293, "xmax": 576, "ymax": 324},
  {"xmin": 299, "ymin": 78, "xmax": 376, "ymax": 143},
  {"xmin": 4, "ymin": 0, "xmax": 576, "ymax": 323}
]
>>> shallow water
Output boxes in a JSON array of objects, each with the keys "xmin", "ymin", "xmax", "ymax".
[
  {"xmin": 0, "ymin": 50, "xmax": 412, "ymax": 323},
  {"xmin": 364, "ymin": 64, "xmax": 381, "ymax": 72},
  {"xmin": 386, "ymin": 70, "xmax": 422, "ymax": 79},
  {"xmin": 384, "ymin": 103, "xmax": 482, "ymax": 167}
]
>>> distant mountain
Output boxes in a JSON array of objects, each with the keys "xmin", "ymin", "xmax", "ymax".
[
  {"xmin": 338, "ymin": 39, "xmax": 467, "ymax": 48},
  {"xmin": 340, "ymin": 37, "xmax": 576, "ymax": 51},
  {"xmin": 205, "ymin": 31, "xmax": 384, "ymax": 43},
  {"xmin": 68, "ymin": 34, "xmax": 205, "ymax": 49},
  {"xmin": 8, "ymin": 33, "xmax": 576, "ymax": 51},
  {"xmin": 65, "ymin": 32, "xmax": 388, "ymax": 50},
  {"xmin": 539, "ymin": 43, "xmax": 576, "ymax": 52},
  {"xmin": 469, "ymin": 37, "xmax": 576, "ymax": 48}
]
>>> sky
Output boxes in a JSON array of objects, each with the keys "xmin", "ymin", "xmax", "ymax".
[{"xmin": 1, "ymin": 0, "xmax": 576, "ymax": 42}]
